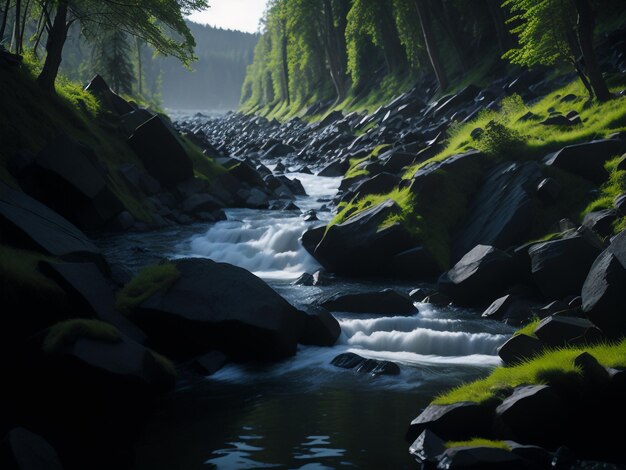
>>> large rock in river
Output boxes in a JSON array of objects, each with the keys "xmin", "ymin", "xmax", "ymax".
[
  {"xmin": 438, "ymin": 245, "xmax": 519, "ymax": 307},
  {"xmin": 319, "ymin": 289, "xmax": 416, "ymax": 315},
  {"xmin": 303, "ymin": 199, "xmax": 414, "ymax": 277},
  {"xmin": 134, "ymin": 258, "xmax": 309, "ymax": 360},
  {"xmin": 582, "ymin": 230, "xmax": 626, "ymax": 336},
  {"xmin": 128, "ymin": 115, "xmax": 194, "ymax": 187}
]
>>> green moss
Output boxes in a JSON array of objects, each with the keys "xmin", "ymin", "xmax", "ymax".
[
  {"xmin": 180, "ymin": 136, "xmax": 226, "ymax": 181},
  {"xmin": 583, "ymin": 155, "xmax": 626, "ymax": 235},
  {"xmin": 149, "ymin": 349, "xmax": 178, "ymax": 378},
  {"xmin": 513, "ymin": 318, "xmax": 540, "ymax": 338},
  {"xmin": 445, "ymin": 439, "xmax": 511, "ymax": 450},
  {"xmin": 116, "ymin": 263, "xmax": 180, "ymax": 313},
  {"xmin": 0, "ymin": 245, "xmax": 63, "ymax": 297},
  {"xmin": 434, "ymin": 339, "xmax": 626, "ymax": 405},
  {"xmin": 43, "ymin": 319, "xmax": 122, "ymax": 353}
]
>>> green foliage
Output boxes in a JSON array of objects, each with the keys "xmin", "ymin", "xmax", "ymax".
[
  {"xmin": 473, "ymin": 120, "xmax": 526, "ymax": 158},
  {"xmin": 0, "ymin": 245, "xmax": 63, "ymax": 298},
  {"xmin": 43, "ymin": 319, "xmax": 122, "ymax": 354},
  {"xmin": 513, "ymin": 318, "xmax": 540, "ymax": 338},
  {"xmin": 583, "ymin": 155, "xmax": 626, "ymax": 235},
  {"xmin": 445, "ymin": 439, "xmax": 511, "ymax": 450},
  {"xmin": 434, "ymin": 339, "xmax": 626, "ymax": 404},
  {"xmin": 91, "ymin": 28, "xmax": 135, "ymax": 95},
  {"xmin": 503, "ymin": 0, "xmax": 577, "ymax": 68},
  {"xmin": 116, "ymin": 263, "xmax": 180, "ymax": 313}
]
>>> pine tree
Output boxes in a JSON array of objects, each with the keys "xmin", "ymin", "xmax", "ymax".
[{"xmin": 91, "ymin": 28, "xmax": 135, "ymax": 95}]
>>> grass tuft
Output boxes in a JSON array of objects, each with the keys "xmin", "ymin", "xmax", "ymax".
[
  {"xmin": 116, "ymin": 263, "xmax": 180, "ymax": 313},
  {"xmin": 445, "ymin": 439, "xmax": 511, "ymax": 450},
  {"xmin": 513, "ymin": 317, "xmax": 540, "ymax": 338},
  {"xmin": 434, "ymin": 339, "xmax": 626, "ymax": 405}
]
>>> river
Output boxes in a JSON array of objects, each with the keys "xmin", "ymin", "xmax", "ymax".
[{"xmin": 96, "ymin": 139, "xmax": 514, "ymax": 469}]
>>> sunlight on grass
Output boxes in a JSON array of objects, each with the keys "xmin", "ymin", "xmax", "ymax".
[
  {"xmin": 445, "ymin": 439, "xmax": 511, "ymax": 450},
  {"xmin": 434, "ymin": 339, "xmax": 626, "ymax": 405}
]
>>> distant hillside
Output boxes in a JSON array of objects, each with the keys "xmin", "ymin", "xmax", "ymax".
[{"xmin": 155, "ymin": 23, "xmax": 259, "ymax": 111}]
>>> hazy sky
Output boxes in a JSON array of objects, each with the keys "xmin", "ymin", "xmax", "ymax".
[{"xmin": 188, "ymin": 0, "xmax": 269, "ymax": 34}]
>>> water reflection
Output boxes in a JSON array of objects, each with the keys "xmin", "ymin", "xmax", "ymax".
[{"xmin": 205, "ymin": 432, "xmax": 279, "ymax": 469}]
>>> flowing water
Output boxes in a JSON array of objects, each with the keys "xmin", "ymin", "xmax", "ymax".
[{"xmin": 97, "ymin": 158, "xmax": 514, "ymax": 469}]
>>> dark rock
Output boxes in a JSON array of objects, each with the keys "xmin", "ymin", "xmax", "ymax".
[
  {"xmin": 536, "ymin": 177, "xmax": 561, "ymax": 205},
  {"xmin": 505, "ymin": 441, "xmax": 553, "ymax": 469},
  {"xmin": 582, "ymin": 231, "xmax": 626, "ymax": 336},
  {"xmin": 119, "ymin": 109, "xmax": 155, "ymax": 136},
  {"xmin": 528, "ymin": 236, "xmax": 602, "ymax": 300},
  {"xmin": 331, "ymin": 352, "xmax": 400, "ymax": 376},
  {"xmin": 293, "ymin": 273, "xmax": 314, "ymax": 286},
  {"xmin": 192, "ymin": 351, "xmax": 228, "ymax": 376},
  {"xmin": 109, "ymin": 211, "xmax": 134, "ymax": 231},
  {"xmin": 182, "ymin": 194, "xmax": 223, "ymax": 214},
  {"xmin": 318, "ymin": 159, "xmax": 349, "ymax": 177},
  {"xmin": 136, "ymin": 258, "xmax": 307, "ymax": 360},
  {"xmin": 453, "ymin": 162, "xmax": 541, "ymax": 259},
  {"xmin": 543, "ymin": 139, "xmax": 621, "ymax": 184},
  {"xmin": 497, "ymin": 334, "xmax": 543, "ymax": 365},
  {"xmin": 408, "ymin": 430, "xmax": 445, "ymax": 466},
  {"xmin": 406, "ymin": 402, "xmax": 492, "ymax": 443},
  {"xmin": 307, "ymin": 200, "xmax": 414, "ymax": 277},
  {"xmin": 303, "ymin": 210, "xmax": 318, "ymax": 222},
  {"xmin": 574, "ymin": 352, "xmax": 610, "ymax": 388},
  {"xmin": 300, "ymin": 310, "xmax": 341, "ymax": 347},
  {"xmin": 20, "ymin": 134, "xmax": 124, "ymax": 230},
  {"xmin": 0, "ymin": 183, "xmax": 105, "ymax": 269},
  {"xmin": 118, "ymin": 163, "xmax": 161, "ymax": 196},
  {"xmin": 0, "ymin": 428, "xmax": 64, "ymax": 470},
  {"xmin": 380, "ymin": 150, "xmax": 416, "ymax": 173},
  {"xmin": 534, "ymin": 315, "xmax": 596, "ymax": 346},
  {"xmin": 615, "ymin": 194, "xmax": 626, "ymax": 215},
  {"xmin": 319, "ymin": 289, "xmax": 415, "ymax": 315},
  {"xmin": 40, "ymin": 262, "xmax": 146, "ymax": 343},
  {"xmin": 438, "ymin": 245, "xmax": 518, "ymax": 307},
  {"xmin": 409, "ymin": 287, "xmax": 436, "ymax": 302},
  {"xmin": 541, "ymin": 114, "xmax": 579, "ymax": 126},
  {"xmin": 351, "ymin": 172, "xmax": 400, "ymax": 197},
  {"xmin": 482, "ymin": 295, "xmax": 516, "ymax": 320},
  {"xmin": 423, "ymin": 292, "xmax": 451, "ymax": 306},
  {"xmin": 263, "ymin": 143, "xmax": 295, "ymax": 159},
  {"xmin": 582, "ymin": 209, "xmax": 617, "ymax": 238},
  {"xmin": 495, "ymin": 385, "xmax": 564, "ymax": 447},
  {"xmin": 437, "ymin": 446, "xmax": 525, "ymax": 469},
  {"xmin": 230, "ymin": 160, "xmax": 265, "ymax": 188},
  {"xmin": 391, "ymin": 246, "xmax": 442, "ymax": 280},
  {"xmin": 300, "ymin": 225, "xmax": 326, "ymax": 254},
  {"xmin": 128, "ymin": 115, "xmax": 194, "ymax": 187},
  {"xmin": 84, "ymin": 74, "xmax": 134, "ymax": 115},
  {"xmin": 312, "ymin": 270, "xmax": 333, "ymax": 286}
]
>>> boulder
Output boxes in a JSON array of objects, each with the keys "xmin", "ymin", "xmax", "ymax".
[
  {"xmin": 118, "ymin": 109, "xmax": 155, "ymax": 136},
  {"xmin": 408, "ymin": 430, "xmax": 445, "ymax": 466},
  {"xmin": 406, "ymin": 402, "xmax": 492, "ymax": 443},
  {"xmin": 582, "ymin": 209, "xmax": 617, "ymax": 238},
  {"xmin": 437, "ymin": 446, "xmax": 526, "ymax": 470},
  {"xmin": 318, "ymin": 159, "xmax": 349, "ymax": 177},
  {"xmin": 299, "ymin": 310, "xmax": 341, "ymax": 347},
  {"xmin": 0, "ymin": 428, "xmax": 64, "ymax": 470},
  {"xmin": 391, "ymin": 246, "xmax": 442, "ymax": 280},
  {"xmin": 438, "ymin": 245, "xmax": 518, "ymax": 307},
  {"xmin": 135, "ymin": 258, "xmax": 308, "ymax": 360},
  {"xmin": 319, "ymin": 289, "xmax": 416, "ymax": 315},
  {"xmin": 536, "ymin": 177, "xmax": 561, "ymax": 205},
  {"xmin": 533, "ymin": 315, "xmax": 596, "ymax": 346},
  {"xmin": 482, "ymin": 295, "xmax": 516, "ymax": 320},
  {"xmin": 453, "ymin": 162, "xmax": 541, "ymax": 259},
  {"xmin": 581, "ymin": 231, "xmax": 626, "ymax": 336},
  {"xmin": 528, "ymin": 236, "xmax": 602, "ymax": 300},
  {"xmin": 307, "ymin": 200, "xmax": 415, "ymax": 277},
  {"xmin": 331, "ymin": 352, "xmax": 400, "ymax": 376},
  {"xmin": 495, "ymin": 385, "xmax": 565, "ymax": 447},
  {"xmin": 40, "ymin": 262, "xmax": 146, "ymax": 343},
  {"xmin": 543, "ymin": 139, "xmax": 621, "ymax": 184},
  {"xmin": 192, "ymin": 351, "xmax": 229, "ymax": 376},
  {"xmin": 408, "ymin": 287, "xmax": 436, "ymax": 302},
  {"xmin": 380, "ymin": 150, "xmax": 416, "ymax": 173},
  {"xmin": 128, "ymin": 115, "xmax": 194, "ymax": 187},
  {"xmin": 351, "ymin": 172, "xmax": 400, "ymax": 197},
  {"xmin": 0, "ymin": 183, "xmax": 105, "ymax": 269},
  {"xmin": 20, "ymin": 134, "xmax": 124, "ymax": 230},
  {"xmin": 229, "ymin": 161, "xmax": 266, "ymax": 188},
  {"xmin": 182, "ymin": 194, "xmax": 223, "ymax": 215},
  {"xmin": 505, "ymin": 441, "xmax": 553, "ymax": 469},
  {"xmin": 497, "ymin": 334, "xmax": 543, "ymax": 365},
  {"xmin": 262, "ymin": 143, "xmax": 295, "ymax": 159},
  {"xmin": 84, "ymin": 74, "xmax": 134, "ymax": 115}
]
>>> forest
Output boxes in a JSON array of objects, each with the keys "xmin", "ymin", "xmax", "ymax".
[
  {"xmin": 242, "ymin": 0, "xmax": 626, "ymax": 116},
  {"xmin": 0, "ymin": 2, "xmax": 257, "ymax": 110}
]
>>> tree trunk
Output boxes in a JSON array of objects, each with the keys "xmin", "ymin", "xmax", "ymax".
[
  {"xmin": 379, "ymin": 4, "xmax": 406, "ymax": 75},
  {"xmin": 33, "ymin": 4, "xmax": 46, "ymax": 56},
  {"xmin": 434, "ymin": 0, "xmax": 470, "ymax": 73},
  {"xmin": 136, "ymin": 38, "xmax": 143, "ymax": 96},
  {"xmin": 280, "ymin": 20, "xmax": 290, "ymax": 105},
  {"xmin": 0, "ymin": 0, "xmax": 11, "ymax": 41},
  {"xmin": 18, "ymin": 0, "xmax": 30, "ymax": 53},
  {"xmin": 573, "ymin": 0, "xmax": 610, "ymax": 101},
  {"xmin": 414, "ymin": 0, "xmax": 448, "ymax": 91},
  {"xmin": 323, "ymin": 0, "xmax": 347, "ymax": 101},
  {"xmin": 11, "ymin": 0, "xmax": 19, "ymax": 52},
  {"xmin": 487, "ymin": 0, "xmax": 512, "ymax": 55},
  {"xmin": 37, "ymin": 0, "xmax": 68, "ymax": 93}
]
